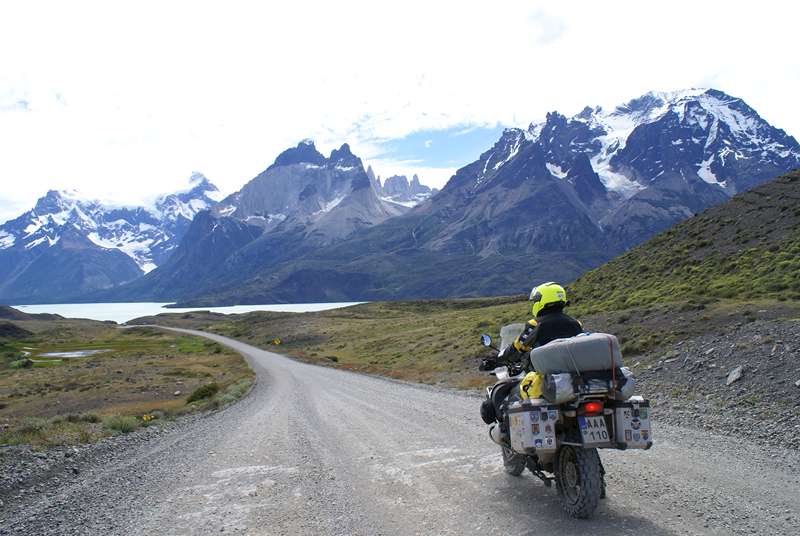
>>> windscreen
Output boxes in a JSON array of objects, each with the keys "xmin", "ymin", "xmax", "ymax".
[{"xmin": 499, "ymin": 323, "xmax": 526, "ymax": 353}]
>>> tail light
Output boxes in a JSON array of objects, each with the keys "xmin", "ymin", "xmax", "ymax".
[{"xmin": 583, "ymin": 401, "xmax": 604, "ymax": 415}]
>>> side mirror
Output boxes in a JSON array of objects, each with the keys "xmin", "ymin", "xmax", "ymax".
[{"xmin": 480, "ymin": 334, "xmax": 492, "ymax": 347}]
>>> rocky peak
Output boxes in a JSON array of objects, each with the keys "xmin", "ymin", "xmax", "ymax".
[
  {"xmin": 174, "ymin": 173, "xmax": 221, "ymax": 203},
  {"xmin": 382, "ymin": 175, "xmax": 411, "ymax": 196},
  {"xmin": 544, "ymin": 111, "xmax": 568, "ymax": 129},
  {"xmin": 33, "ymin": 190, "xmax": 80, "ymax": 215},
  {"xmin": 268, "ymin": 140, "xmax": 327, "ymax": 170},
  {"xmin": 377, "ymin": 173, "xmax": 435, "ymax": 206},
  {"xmin": 329, "ymin": 143, "xmax": 362, "ymax": 169},
  {"xmin": 410, "ymin": 175, "xmax": 429, "ymax": 194}
]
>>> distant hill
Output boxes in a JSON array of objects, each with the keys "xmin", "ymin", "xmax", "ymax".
[
  {"xmin": 570, "ymin": 170, "xmax": 800, "ymax": 312},
  {"xmin": 0, "ymin": 305, "xmax": 62, "ymax": 321}
]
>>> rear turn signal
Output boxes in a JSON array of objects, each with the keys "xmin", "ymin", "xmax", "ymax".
[{"xmin": 583, "ymin": 401, "xmax": 603, "ymax": 415}]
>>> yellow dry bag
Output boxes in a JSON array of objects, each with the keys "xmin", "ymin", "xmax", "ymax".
[{"xmin": 520, "ymin": 371, "xmax": 544, "ymax": 400}]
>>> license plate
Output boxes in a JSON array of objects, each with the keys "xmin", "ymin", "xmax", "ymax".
[{"xmin": 578, "ymin": 416, "xmax": 610, "ymax": 445}]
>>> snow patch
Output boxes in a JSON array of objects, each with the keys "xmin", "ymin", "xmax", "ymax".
[
  {"xmin": 0, "ymin": 231, "xmax": 15, "ymax": 249},
  {"xmin": 697, "ymin": 156, "xmax": 726, "ymax": 187},
  {"xmin": 25, "ymin": 235, "xmax": 59, "ymax": 249},
  {"xmin": 204, "ymin": 189, "xmax": 225, "ymax": 202},
  {"xmin": 315, "ymin": 196, "xmax": 345, "ymax": 215},
  {"xmin": 493, "ymin": 140, "xmax": 521, "ymax": 170},
  {"xmin": 545, "ymin": 163, "xmax": 568, "ymax": 179},
  {"xmin": 218, "ymin": 205, "xmax": 236, "ymax": 217},
  {"xmin": 381, "ymin": 197, "xmax": 418, "ymax": 208},
  {"xmin": 87, "ymin": 231, "xmax": 154, "ymax": 272}
]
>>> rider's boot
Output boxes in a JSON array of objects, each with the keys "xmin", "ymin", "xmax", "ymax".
[{"xmin": 489, "ymin": 423, "xmax": 510, "ymax": 447}]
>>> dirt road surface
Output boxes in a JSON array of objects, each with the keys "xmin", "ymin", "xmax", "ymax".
[{"xmin": 3, "ymin": 329, "xmax": 799, "ymax": 535}]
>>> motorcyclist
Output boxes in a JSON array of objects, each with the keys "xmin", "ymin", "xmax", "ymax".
[
  {"xmin": 479, "ymin": 282, "xmax": 584, "ymax": 428},
  {"xmin": 480, "ymin": 282, "xmax": 583, "ymax": 373},
  {"xmin": 507, "ymin": 282, "xmax": 583, "ymax": 365}
]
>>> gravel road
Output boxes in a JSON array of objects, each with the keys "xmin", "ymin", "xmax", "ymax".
[{"xmin": 2, "ymin": 329, "xmax": 800, "ymax": 535}]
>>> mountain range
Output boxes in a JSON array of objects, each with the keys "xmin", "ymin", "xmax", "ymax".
[
  {"xmin": 0, "ymin": 174, "xmax": 222, "ymax": 302},
  {"xmin": 2, "ymin": 88, "xmax": 798, "ymax": 305}
]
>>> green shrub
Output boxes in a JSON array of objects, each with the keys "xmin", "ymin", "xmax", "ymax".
[
  {"xmin": 18, "ymin": 417, "xmax": 49, "ymax": 434},
  {"xmin": 216, "ymin": 379, "xmax": 253, "ymax": 406},
  {"xmin": 104, "ymin": 415, "xmax": 139, "ymax": 434},
  {"xmin": 9, "ymin": 358, "xmax": 33, "ymax": 369},
  {"xmin": 187, "ymin": 382, "xmax": 220, "ymax": 403}
]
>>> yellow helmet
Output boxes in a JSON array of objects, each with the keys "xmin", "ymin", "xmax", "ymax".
[{"xmin": 529, "ymin": 282, "xmax": 567, "ymax": 316}]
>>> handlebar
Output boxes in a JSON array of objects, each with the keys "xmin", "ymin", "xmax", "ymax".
[{"xmin": 480, "ymin": 346, "xmax": 526, "ymax": 375}]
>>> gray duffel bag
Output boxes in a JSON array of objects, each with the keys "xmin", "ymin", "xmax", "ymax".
[{"xmin": 529, "ymin": 332, "xmax": 623, "ymax": 375}]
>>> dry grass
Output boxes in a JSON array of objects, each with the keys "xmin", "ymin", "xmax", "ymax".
[
  {"xmin": 132, "ymin": 297, "xmax": 800, "ymax": 392},
  {"xmin": 0, "ymin": 321, "xmax": 254, "ymax": 446}
]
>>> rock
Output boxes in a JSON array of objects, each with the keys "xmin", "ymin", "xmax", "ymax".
[
  {"xmin": 704, "ymin": 348, "xmax": 716, "ymax": 355},
  {"xmin": 173, "ymin": 390, "xmax": 182, "ymax": 396},
  {"xmin": 726, "ymin": 366, "xmax": 744, "ymax": 386},
  {"xmin": 794, "ymin": 379, "xmax": 800, "ymax": 388}
]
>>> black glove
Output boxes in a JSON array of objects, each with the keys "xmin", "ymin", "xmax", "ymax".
[
  {"xmin": 479, "ymin": 358, "xmax": 497, "ymax": 371},
  {"xmin": 499, "ymin": 345, "xmax": 519, "ymax": 360}
]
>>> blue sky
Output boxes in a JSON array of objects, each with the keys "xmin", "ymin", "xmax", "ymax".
[{"xmin": 368, "ymin": 126, "xmax": 506, "ymax": 182}]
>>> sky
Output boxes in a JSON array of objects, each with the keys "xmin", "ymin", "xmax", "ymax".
[{"xmin": 1, "ymin": 0, "xmax": 798, "ymax": 222}]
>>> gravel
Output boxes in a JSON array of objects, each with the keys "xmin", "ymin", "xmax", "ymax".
[
  {"xmin": 1, "ymin": 328, "xmax": 799, "ymax": 535},
  {"xmin": 636, "ymin": 318, "xmax": 800, "ymax": 449}
]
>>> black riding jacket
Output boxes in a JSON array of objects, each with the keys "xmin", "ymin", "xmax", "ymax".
[
  {"xmin": 498, "ymin": 307, "xmax": 583, "ymax": 371},
  {"xmin": 515, "ymin": 307, "xmax": 583, "ymax": 352}
]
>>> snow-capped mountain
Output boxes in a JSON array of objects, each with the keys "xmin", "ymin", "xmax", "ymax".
[
  {"xmin": 104, "ymin": 141, "xmax": 413, "ymax": 302},
  {"xmin": 211, "ymin": 140, "xmax": 409, "ymax": 241},
  {"xmin": 130, "ymin": 88, "xmax": 799, "ymax": 305},
  {"xmin": 0, "ymin": 174, "xmax": 222, "ymax": 303},
  {"xmin": 467, "ymin": 88, "xmax": 800, "ymax": 247},
  {"xmin": 10, "ymin": 87, "xmax": 798, "ymax": 305},
  {"xmin": 477, "ymin": 89, "xmax": 799, "ymax": 197},
  {"xmin": 0, "ymin": 173, "xmax": 221, "ymax": 273}
]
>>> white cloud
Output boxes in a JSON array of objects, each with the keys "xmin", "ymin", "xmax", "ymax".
[{"xmin": 0, "ymin": 0, "xmax": 798, "ymax": 222}]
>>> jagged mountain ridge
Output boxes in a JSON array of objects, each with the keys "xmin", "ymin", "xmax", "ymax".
[
  {"xmin": 101, "ymin": 142, "xmax": 418, "ymax": 301},
  {"xmin": 0, "ymin": 174, "xmax": 223, "ymax": 303},
  {"xmin": 367, "ymin": 169, "xmax": 438, "ymax": 207},
  {"xmin": 10, "ymin": 87, "xmax": 800, "ymax": 304},
  {"xmin": 144, "ymin": 88, "xmax": 800, "ymax": 305},
  {"xmin": 212, "ymin": 140, "xmax": 409, "ymax": 241}
]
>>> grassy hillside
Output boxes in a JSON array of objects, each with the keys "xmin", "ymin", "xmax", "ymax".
[
  {"xmin": 0, "ymin": 311, "xmax": 254, "ymax": 446},
  {"xmin": 570, "ymin": 170, "xmax": 800, "ymax": 313}
]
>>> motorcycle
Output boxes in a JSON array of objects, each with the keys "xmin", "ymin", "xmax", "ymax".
[{"xmin": 479, "ymin": 324, "xmax": 652, "ymax": 518}]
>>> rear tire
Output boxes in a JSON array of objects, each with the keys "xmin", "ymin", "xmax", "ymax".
[
  {"xmin": 502, "ymin": 447, "xmax": 526, "ymax": 476},
  {"xmin": 554, "ymin": 446, "xmax": 602, "ymax": 518}
]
